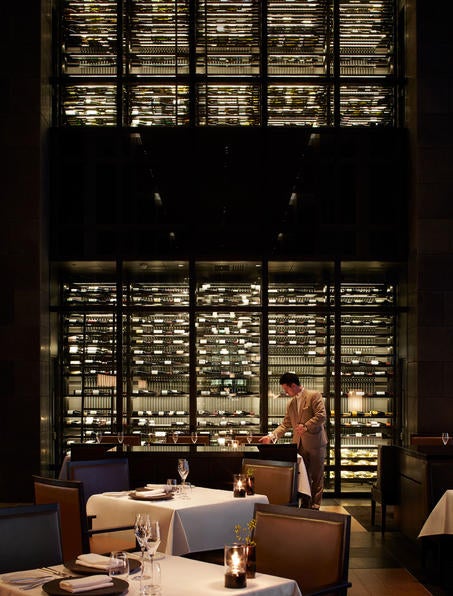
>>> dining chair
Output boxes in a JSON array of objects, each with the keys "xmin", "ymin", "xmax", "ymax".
[
  {"xmin": 33, "ymin": 475, "xmax": 135, "ymax": 561},
  {"xmin": 0, "ymin": 503, "xmax": 63, "ymax": 573},
  {"xmin": 70, "ymin": 442, "xmax": 118, "ymax": 461},
  {"xmin": 241, "ymin": 458, "xmax": 298, "ymax": 505},
  {"xmin": 370, "ymin": 444, "xmax": 400, "ymax": 533},
  {"xmin": 252, "ymin": 503, "xmax": 352, "ymax": 596},
  {"xmin": 67, "ymin": 457, "xmax": 131, "ymax": 503}
]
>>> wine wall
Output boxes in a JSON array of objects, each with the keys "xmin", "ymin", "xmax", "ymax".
[
  {"xmin": 57, "ymin": 0, "xmax": 397, "ymax": 127},
  {"xmin": 57, "ymin": 260, "xmax": 398, "ymax": 492}
]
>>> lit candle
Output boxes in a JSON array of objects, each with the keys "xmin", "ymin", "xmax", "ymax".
[
  {"xmin": 233, "ymin": 474, "xmax": 246, "ymax": 498},
  {"xmin": 224, "ymin": 544, "xmax": 247, "ymax": 589}
]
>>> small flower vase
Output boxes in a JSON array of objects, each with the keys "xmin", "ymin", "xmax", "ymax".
[
  {"xmin": 245, "ymin": 476, "xmax": 255, "ymax": 496},
  {"xmin": 245, "ymin": 544, "xmax": 256, "ymax": 579}
]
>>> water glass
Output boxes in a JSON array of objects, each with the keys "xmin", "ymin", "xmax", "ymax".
[
  {"xmin": 108, "ymin": 551, "xmax": 130, "ymax": 580},
  {"xmin": 141, "ymin": 561, "xmax": 161, "ymax": 596},
  {"xmin": 166, "ymin": 478, "xmax": 178, "ymax": 494}
]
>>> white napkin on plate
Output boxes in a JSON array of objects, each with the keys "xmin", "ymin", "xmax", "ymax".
[
  {"xmin": 60, "ymin": 575, "xmax": 113, "ymax": 593},
  {"xmin": 75, "ymin": 553, "xmax": 111, "ymax": 570},
  {"xmin": 141, "ymin": 487, "xmax": 166, "ymax": 497}
]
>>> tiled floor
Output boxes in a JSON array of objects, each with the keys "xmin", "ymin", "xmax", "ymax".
[{"xmin": 324, "ymin": 498, "xmax": 451, "ymax": 596}]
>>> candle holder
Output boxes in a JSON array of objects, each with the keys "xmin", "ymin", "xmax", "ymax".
[
  {"xmin": 233, "ymin": 474, "xmax": 246, "ymax": 498},
  {"xmin": 224, "ymin": 543, "xmax": 247, "ymax": 589}
]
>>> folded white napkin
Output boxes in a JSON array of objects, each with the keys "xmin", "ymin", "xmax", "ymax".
[
  {"xmin": 2, "ymin": 571, "xmax": 54, "ymax": 585},
  {"xmin": 75, "ymin": 553, "xmax": 111, "ymax": 570},
  {"xmin": 145, "ymin": 484, "xmax": 164, "ymax": 491},
  {"xmin": 141, "ymin": 487, "xmax": 166, "ymax": 497},
  {"xmin": 60, "ymin": 575, "xmax": 113, "ymax": 593}
]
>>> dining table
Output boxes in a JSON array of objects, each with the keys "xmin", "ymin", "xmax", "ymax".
[
  {"xmin": 0, "ymin": 556, "xmax": 302, "ymax": 596},
  {"xmin": 418, "ymin": 489, "xmax": 453, "ymax": 538},
  {"xmin": 87, "ymin": 486, "xmax": 269, "ymax": 556}
]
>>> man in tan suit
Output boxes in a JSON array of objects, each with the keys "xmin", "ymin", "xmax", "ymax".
[{"xmin": 260, "ymin": 372, "xmax": 327, "ymax": 509}]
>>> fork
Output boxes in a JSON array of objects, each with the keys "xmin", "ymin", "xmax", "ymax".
[{"xmin": 40, "ymin": 567, "xmax": 72, "ymax": 578}]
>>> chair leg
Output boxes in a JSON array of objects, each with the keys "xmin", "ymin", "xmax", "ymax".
[
  {"xmin": 381, "ymin": 503, "xmax": 386, "ymax": 533},
  {"xmin": 371, "ymin": 498, "xmax": 376, "ymax": 525}
]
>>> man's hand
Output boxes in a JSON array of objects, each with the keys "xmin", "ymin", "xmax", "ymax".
[
  {"xmin": 259, "ymin": 435, "xmax": 272, "ymax": 444},
  {"xmin": 296, "ymin": 423, "xmax": 307, "ymax": 436}
]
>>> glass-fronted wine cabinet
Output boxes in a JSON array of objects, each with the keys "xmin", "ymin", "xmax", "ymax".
[
  {"xmin": 53, "ymin": 259, "xmax": 402, "ymax": 494},
  {"xmin": 56, "ymin": 0, "xmax": 399, "ymax": 127}
]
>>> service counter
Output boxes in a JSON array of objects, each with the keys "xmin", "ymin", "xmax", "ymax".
[
  {"xmin": 68, "ymin": 443, "xmax": 298, "ymax": 493},
  {"xmin": 398, "ymin": 445, "xmax": 453, "ymax": 540}
]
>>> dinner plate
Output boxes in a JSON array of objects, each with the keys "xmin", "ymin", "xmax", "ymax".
[
  {"xmin": 42, "ymin": 578, "xmax": 128, "ymax": 596},
  {"xmin": 128, "ymin": 490, "xmax": 174, "ymax": 501},
  {"xmin": 65, "ymin": 558, "xmax": 141, "ymax": 575}
]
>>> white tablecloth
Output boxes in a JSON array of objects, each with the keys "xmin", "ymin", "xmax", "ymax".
[
  {"xmin": 296, "ymin": 455, "xmax": 311, "ymax": 497},
  {"xmin": 418, "ymin": 489, "xmax": 453, "ymax": 538},
  {"xmin": 0, "ymin": 557, "xmax": 301, "ymax": 596},
  {"xmin": 87, "ymin": 487, "xmax": 269, "ymax": 555}
]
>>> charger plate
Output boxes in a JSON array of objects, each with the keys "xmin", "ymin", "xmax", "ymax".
[
  {"xmin": 65, "ymin": 558, "xmax": 141, "ymax": 575},
  {"xmin": 128, "ymin": 490, "xmax": 173, "ymax": 501},
  {"xmin": 42, "ymin": 578, "xmax": 128, "ymax": 596}
]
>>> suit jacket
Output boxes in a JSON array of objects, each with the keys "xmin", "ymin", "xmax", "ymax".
[{"xmin": 274, "ymin": 388, "xmax": 328, "ymax": 450}]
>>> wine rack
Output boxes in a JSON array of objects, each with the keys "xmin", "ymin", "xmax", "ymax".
[
  {"xmin": 127, "ymin": 311, "xmax": 190, "ymax": 439},
  {"xmin": 58, "ymin": 0, "xmax": 397, "ymax": 126},
  {"xmin": 329, "ymin": 283, "xmax": 396, "ymax": 488},
  {"xmin": 57, "ymin": 262, "xmax": 399, "ymax": 493}
]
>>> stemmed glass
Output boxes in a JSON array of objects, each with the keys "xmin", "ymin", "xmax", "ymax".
[
  {"xmin": 134, "ymin": 513, "xmax": 151, "ymax": 582},
  {"xmin": 246, "ymin": 431, "xmax": 253, "ymax": 444},
  {"xmin": 442, "ymin": 432, "xmax": 449, "ymax": 446},
  {"xmin": 172, "ymin": 431, "xmax": 179, "ymax": 444},
  {"xmin": 177, "ymin": 459, "xmax": 189, "ymax": 498},
  {"xmin": 144, "ymin": 520, "xmax": 161, "ymax": 594},
  {"xmin": 191, "ymin": 432, "xmax": 198, "ymax": 444},
  {"xmin": 118, "ymin": 432, "xmax": 124, "ymax": 445}
]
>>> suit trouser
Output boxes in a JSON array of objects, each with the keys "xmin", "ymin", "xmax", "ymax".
[{"xmin": 300, "ymin": 444, "xmax": 327, "ymax": 507}]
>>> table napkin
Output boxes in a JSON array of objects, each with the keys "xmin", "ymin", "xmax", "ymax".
[
  {"xmin": 1, "ymin": 571, "xmax": 55, "ymax": 586},
  {"xmin": 60, "ymin": 575, "xmax": 113, "ymax": 593},
  {"xmin": 75, "ymin": 553, "xmax": 111, "ymax": 570},
  {"xmin": 140, "ymin": 487, "xmax": 166, "ymax": 497}
]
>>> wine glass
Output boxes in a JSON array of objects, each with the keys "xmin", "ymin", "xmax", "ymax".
[
  {"xmin": 108, "ymin": 551, "xmax": 129, "ymax": 581},
  {"xmin": 143, "ymin": 520, "xmax": 161, "ymax": 594},
  {"xmin": 177, "ymin": 459, "xmax": 189, "ymax": 498},
  {"xmin": 118, "ymin": 432, "xmax": 124, "ymax": 445},
  {"xmin": 172, "ymin": 431, "xmax": 179, "ymax": 444},
  {"xmin": 246, "ymin": 431, "xmax": 253, "ymax": 444},
  {"xmin": 442, "ymin": 432, "xmax": 449, "ymax": 446},
  {"xmin": 191, "ymin": 432, "xmax": 198, "ymax": 444},
  {"xmin": 134, "ymin": 513, "xmax": 151, "ymax": 581}
]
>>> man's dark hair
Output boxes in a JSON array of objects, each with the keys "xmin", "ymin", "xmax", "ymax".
[{"xmin": 279, "ymin": 372, "xmax": 300, "ymax": 386}]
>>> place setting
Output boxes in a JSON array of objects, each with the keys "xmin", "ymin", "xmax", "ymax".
[{"xmin": 40, "ymin": 552, "xmax": 136, "ymax": 596}]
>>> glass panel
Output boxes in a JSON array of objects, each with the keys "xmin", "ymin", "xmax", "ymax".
[
  {"xmin": 334, "ymin": 282, "xmax": 395, "ymax": 492},
  {"xmin": 128, "ymin": 0, "xmax": 190, "ymax": 75},
  {"xmin": 196, "ymin": 84, "xmax": 261, "ymax": 126},
  {"xmin": 196, "ymin": 261, "xmax": 262, "ymax": 306},
  {"xmin": 62, "ymin": 85, "xmax": 118, "ymax": 126},
  {"xmin": 127, "ymin": 311, "xmax": 190, "ymax": 442},
  {"xmin": 267, "ymin": 85, "xmax": 331, "ymax": 127},
  {"xmin": 339, "ymin": 0, "xmax": 394, "ymax": 77},
  {"xmin": 61, "ymin": 0, "xmax": 118, "ymax": 77},
  {"xmin": 128, "ymin": 85, "xmax": 190, "ymax": 126},
  {"xmin": 339, "ymin": 85, "xmax": 394, "ymax": 126},
  {"xmin": 196, "ymin": 311, "xmax": 261, "ymax": 440},
  {"xmin": 196, "ymin": 0, "xmax": 260, "ymax": 76},
  {"xmin": 267, "ymin": 0, "xmax": 331, "ymax": 76},
  {"xmin": 124, "ymin": 261, "xmax": 190, "ymax": 307},
  {"xmin": 63, "ymin": 311, "xmax": 117, "ymax": 448}
]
